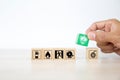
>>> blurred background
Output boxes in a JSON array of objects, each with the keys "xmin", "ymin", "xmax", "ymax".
[{"xmin": 0, "ymin": 0, "xmax": 120, "ymax": 49}]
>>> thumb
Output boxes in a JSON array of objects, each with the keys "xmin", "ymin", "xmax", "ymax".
[{"xmin": 87, "ymin": 31, "xmax": 113, "ymax": 42}]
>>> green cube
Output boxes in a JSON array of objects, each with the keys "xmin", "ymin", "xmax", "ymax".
[{"xmin": 76, "ymin": 33, "xmax": 89, "ymax": 46}]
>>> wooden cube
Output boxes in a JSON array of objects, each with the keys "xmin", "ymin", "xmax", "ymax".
[
  {"xmin": 64, "ymin": 48, "xmax": 76, "ymax": 60},
  {"xmin": 54, "ymin": 48, "xmax": 65, "ymax": 60},
  {"xmin": 86, "ymin": 48, "xmax": 98, "ymax": 60},
  {"xmin": 32, "ymin": 49, "xmax": 42, "ymax": 60},
  {"xmin": 42, "ymin": 48, "xmax": 54, "ymax": 59},
  {"xmin": 32, "ymin": 48, "xmax": 76, "ymax": 60}
]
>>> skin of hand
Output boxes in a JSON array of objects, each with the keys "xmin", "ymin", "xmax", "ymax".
[{"xmin": 86, "ymin": 19, "xmax": 120, "ymax": 55}]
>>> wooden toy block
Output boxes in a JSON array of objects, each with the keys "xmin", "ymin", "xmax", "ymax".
[
  {"xmin": 86, "ymin": 48, "xmax": 98, "ymax": 60},
  {"xmin": 53, "ymin": 48, "xmax": 65, "ymax": 60},
  {"xmin": 42, "ymin": 48, "xmax": 54, "ymax": 59},
  {"xmin": 32, "ymin": 48, "xmax": 76, "ymax": 60},
  {"xmin": 32, "ymin": 49, "xmax": 42, "ymax": 60},
  {"xmin": 64, "ymin": 48, "xmax": 76, "ymax": 60}
]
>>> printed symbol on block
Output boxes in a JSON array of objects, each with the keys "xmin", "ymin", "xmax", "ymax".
[
  {"xmin": 86, "ymin": 48, "xmax": 98, "ymax": 60},
  {"xmin": 76, "ymin": 33, "xmax": 89, "ymax": 46},
  {"xmin": 35, "ymin": 51, "xmax": 39, "ymax": 59},
  {"xmin": 65, "ymin": 50, "xmax": 75, "ymax": 59},
  {"xmin": 45, "ymin": 51, "xmax": 51, "ymax": 59},
  {"xmin": 32, "ymin": 50, "xmax": 41, "ymax": 60},
  {"xmin": 55, "ymin": 50, "xmax": 64, "ymax": 59},
  {"xmin": 67, "ymin": 51, "xmax": 73, "ymax": 58},
  {"xmin": 43, "ymin": 50, "xmax": 53, "ymax": 59},
  {"xmin": 90, "ymin": 51, "xmax": 96, "ymax": 58}
]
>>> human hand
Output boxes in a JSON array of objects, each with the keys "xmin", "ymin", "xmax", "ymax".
[{"xmin": 86, "ymin": 19, "xmax": 120, "ymax": 55}]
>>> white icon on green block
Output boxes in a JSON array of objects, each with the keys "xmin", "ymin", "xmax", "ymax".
[{"xmin": 76, "ymin": 33, "xmax": 89, "ymax": 46}]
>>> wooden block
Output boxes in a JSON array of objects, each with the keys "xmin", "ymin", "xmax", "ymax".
[
  {"xmin": 53, "ymin": 48, "xmax": 65, "ymax": 59},
  {"xmin": 32, "ymin": 49, "xmax": 42, "ymax": 60},
  {"xmin": 86, "ymin": 48, "xmax": 98, "ymax": 60},
  {"xmin": 64, "ymin": 48, "xmax": 76, "ymax": 60},
  {"xmin": 42, "ymin": 48, "xmax": 54, "ymax": 59},
  {"xmin": 32, "ymin": 48, "xmax": 76, "ymax": 60}
]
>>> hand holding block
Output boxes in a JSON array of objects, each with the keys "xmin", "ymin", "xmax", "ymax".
[{"xmin": 86, "ymin": 48, "xmax": 98, "ymax": 60}]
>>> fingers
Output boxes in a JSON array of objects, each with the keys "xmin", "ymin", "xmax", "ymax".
[
  {"xmin": 87, "ymin": 31, "xmax": 96, "ymax": 40},
  {"xmin": 87, "ymin": 30, "xmax": 113, "ymax": 43},
  {"xmin": 86, "ymin": 19, "xmax": 119, "ymax": 34},
  {"xmin": 86, "ymin": 19, "xmax": 120, "ymax": 55},
  {"xmin": 97, "ymin": 42, "xmax": 114, "ymax": 53},
  {"xmin": 86, "ymin": 20, "xmax": 107, "ymax": 34},
  {"xmin": 114, "ymin": 49, "xmax": 120, "ymax": 55},
  {"xmin": 86, "ymin": 19, "xmax": 120, "ymax": 42}
]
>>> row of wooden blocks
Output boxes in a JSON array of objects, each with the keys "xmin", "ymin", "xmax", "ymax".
[
  {"xmin": 32, "ymin": 48, "xmax": 98, "ymax": 60},
  {"xmin": 32, "ymin": 48, "xmax": 76, "ymax": 60}
]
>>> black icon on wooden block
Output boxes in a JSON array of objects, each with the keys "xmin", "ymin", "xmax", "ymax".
[
  {"xmin": 65, "ymin": 49, "xmax": 75, "ymax": 59},
  {"xmin": 55, "ymin": 50, "xmax": 64, "ymax": 59},
  {"xmin": 35, "ymin": 51, "xmax": 39, "ymax": 59},
  {"xmin": 32, "ymin": 48, "xmax": 76, "ymax": 60},
  {"xmin": 32, "ymin": 49, "xmax": 42, "ymax": 60},
  {"xmin": 45, "ymin": 51, "xmax": 51, "ymax": 59},
  {"xmin": 66, "ymin": 51, "xmax": 73, "ymax": 58},
  {"xmin": 43, "ymin": 50, "xmax": 53, "ymax": 59},
  {"xmin": 90, "ymin": 51, "xmax": 96, "ymax": 58},
  {"xmin": 86, "ymin": 48, "xmax": 98, "ymax": 60}
]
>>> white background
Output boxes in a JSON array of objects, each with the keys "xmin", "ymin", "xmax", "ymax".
[
  {"xmin": 0, "ymin": 0, "xmax": 120, "ymax": 49},
  {"xmin": 0, "ymin": 1, "xmax": 120, "ymax": 80}
]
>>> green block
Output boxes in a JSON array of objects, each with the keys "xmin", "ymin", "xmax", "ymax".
[{"xmin": 76, "ymin": 33, "xmax": 89, "ymax": 46}]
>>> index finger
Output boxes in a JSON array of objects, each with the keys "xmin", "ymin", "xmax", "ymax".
[{"xmin": 86, "ymin": 20, "xmax": 107, "ymax": 34}]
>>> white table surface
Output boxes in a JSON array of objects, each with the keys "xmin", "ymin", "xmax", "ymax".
[{"xmin": 0, "ymin": 49, "xmax": 120, "ymax": 80}]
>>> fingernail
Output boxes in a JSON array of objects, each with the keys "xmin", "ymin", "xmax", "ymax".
[{"xmin": 88, "ymin": 32, "xmax": 96, "ymax": 40}]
